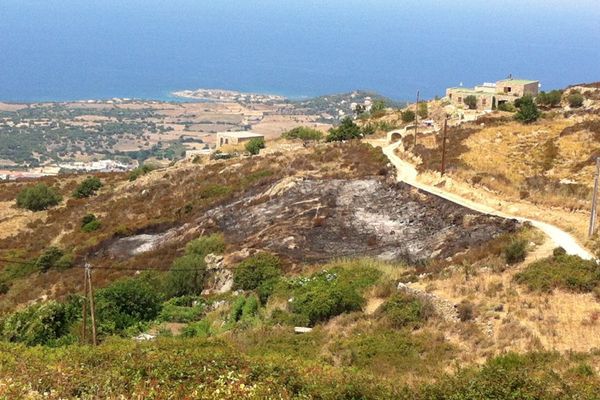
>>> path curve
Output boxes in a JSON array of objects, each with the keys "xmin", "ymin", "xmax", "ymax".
[{"xmin": 381, "ymin": 140, "xmax": 595, "ymax": 260}]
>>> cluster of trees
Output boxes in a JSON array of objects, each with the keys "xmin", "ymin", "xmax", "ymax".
[{"xmin": 245, "ymin": 138, "xmax": 265, "ymax": 155}]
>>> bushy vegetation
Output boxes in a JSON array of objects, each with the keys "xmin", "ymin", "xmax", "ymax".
[
  {"xmin": 159, "ymin": 296, "xmax": 206, "ymax": 323},
  {"xmin": 81, "ymin": 213, "xmax": 101, "ymax": 232},
  {"xmin": 245, "ymin": 137, "xmax": 265, "ymax": 155},
  {"xmin": 72, "ymin": 176, "xmax": 102, "ymax": 198},
  {"xmin": 0, "ymin": 299, "xmax": 80, "ymax": 346},
  {"xmin": 464, "ymin": 95, "xmax": 478, "ymax": 110},
  {"xmin": 234, "ymin": 253, "xmax": 282, "ymax": 303},
  {"xmin": 401, "ymin": 109, "xmax": 416, "ymax": 123},
  {"xmin": 504, "ymin": 238, "xmax": 528, "ymax": 264},
  {"xmin": 515, "ymin": 95, "xmax": 541, "ymax": 124},
  {"xmin": 568, "ymin": 91, "xmax": 585, "ymax": 108},
  {"xmin": 536, "ymin": 90, "xmax": 563, "ymax": 107},
  {"xmin": 128, "ymin": 164, "xmax": 155, "ymax": 181},
  {"xmin": 166, "ymin": 234, "xmax": 226, "ymax": 298},
  {"xmin": 515, "ymin": 253, "xmax": 600, "ymax": 293},
  {"xmin": 284, "ymin": 265, "xmax": 380, "ymax": 326},
  {"xmin": 16, "ymin": 183, "xmax": 62, "ymax": 211},
  {"xmin": 282, "ymin": 126, "xmax": 323, "ymax": 141},
  {"xmin": 377, "ymin": 292, "xmax": 433, "ymax": 329},
  {"xmin": 95, "ymin": 277, "xmax": 162, "ymax": 335},
  {"xmin": 36, "ymin": 246, "xmax": 73, "ymax": 272},
  {"xmin": 497, "ymin": 101, "xmax": 517, "ymax": 112},
  {"xmin": 185, "ymin": 233, "xmax": 226, "ymax": 256},
  {"xmin": 326, "ymin": 117, "xmax": 362, "ymax": 141}
]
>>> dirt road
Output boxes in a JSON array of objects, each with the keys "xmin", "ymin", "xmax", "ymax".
[{"xmin": 380, "ymin": 139, "xmax": 595, "ymax": 260}]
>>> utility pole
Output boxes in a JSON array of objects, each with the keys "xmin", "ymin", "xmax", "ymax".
[
  {"xmin": 414, "ymin": 90, "xmax": 420, "ymax": 147},
  {"xmin": 81, "ymin": 265, "xmax": 88, "ymax": 343},
  {"xmin": 82, "ymin": 263, "xmax": 98, "ymax": 346},
  {"xmin": 440, "ymin": 118, "xmax": 448, "ymax": 176},
  {"xmin": 589, "ymin": 157, "xmax": 600, "ymax": 237}
]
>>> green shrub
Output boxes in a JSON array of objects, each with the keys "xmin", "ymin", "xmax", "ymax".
[
  {"xmin": 464, "ymin": 95, "xmax": 478, "ymax": 110},
  {"xmin": 81, "ymin": 213, "xmax": 101, "ymax": 232},
  {"xmin": 497, "ymin": 102, "xmax": 516, "ymax": 112},
  {"xmin": 417, "ymin": 102, "xmax": 428, "ymax": 118},
  {"xmin": 234, "ymin": 253, "xmax": 282, "ymax": 291},
  {"xmin": 241, "ymin": 295, "xmax": 259, "ymax": 321},
  {"xmin": 515, "ymin": 95, "xmax": 541, "ymax": 124},
  {"xmin": 73, "ymin": 176, "xmax": 103, "ymax": 198},
  {"xmin": 181, "ymin": 319, "xmax": 212, "ymax": 337},
  {"xmin": 401, "ymin": 109, "xmax": 415, "ymax": 123},
  {"xmin": 326, "ymin": 117, "xmax": 362, "ymax": 142},
  {"xmin": 229, "ymin": 295, "xmax": 246, "ymax": 323},
  {"xmin": 282, "ymin": 126, "xmax": 323, "ymax": 141},
  {"xmin": 0, "ymin": 280, "xmax": 9, "ymax": 295},
  {"xmin": 377, "ymin": 292, "xmax": 433, "ymax": 329},
  {"xmin": 16, "ymin": 183, "xmax": 62, "ymax": 211},
  {"xmin": 185, "ymin": 234, "xmax": 226, "ymax": 257},
  {"xmin": 553, "ymin": 247, "xmax": 567, "ymax": 257},
  {"xmin": 95, "ymin": 277, "xmax": 162, "ymax": 335},
  {"xmin": 536, "ymin": 90, "xmax": 563, "ymax": 107},
  {"xmin": 515, "ymin": 254, "xmax": 600, "ymax": 293},
  {"xmin": 0, "ymin": 299, "xmax": 80, "ymax": 346},
  {"xmin": 128, "ymin": 164, "xmax": 155, "ymax": 181},
  {"xmin": 36, "ymin": 246, "xmax": 73, "ymax": 272},
  {"xmin": 159, "ymin": 296, "xmax": 205, "ymax": 323},
  {"xmin": 245, "ymin": 138, "xmax": 266, "ymax": 155},
  {"xmin": 568, "ymin": 91, "xmax": 584, "ymax": 108},
  {"xmin": 286, "ymin": 266, "xmax": 380, "ymax": 326},
  {"xmin": 504, "ymin": 239, "xmax": 528, "ymax": 264},
  {"xmin": 166, "ymin": 254, "xmax": 207, "ymax": 298}
]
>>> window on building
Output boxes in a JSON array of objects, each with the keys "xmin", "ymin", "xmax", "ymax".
[
  {"xmin": 458, "ymin": 97, "xmax": 462, "ymax": 103},
  {"xmin": 504, "ymin": 87, "xmax": 512, "ymax": 93},
  {"xmin": 482, "ymin": 98, "xmax": 487, "ymax": 106}
]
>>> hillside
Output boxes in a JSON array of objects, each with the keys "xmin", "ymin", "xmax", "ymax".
[{"xmin": 1, "ymin": 102, "xmax": 600, "ymax": 398}]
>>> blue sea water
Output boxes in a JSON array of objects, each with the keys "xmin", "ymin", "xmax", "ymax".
[{"xmin": 0, "ymin": 0, "xmax": 599, "ymax": 102}]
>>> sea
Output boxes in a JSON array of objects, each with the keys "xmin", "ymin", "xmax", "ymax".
[{"xmin": 1, "ymin": 0, "xmax": 599, "ymax": 103}]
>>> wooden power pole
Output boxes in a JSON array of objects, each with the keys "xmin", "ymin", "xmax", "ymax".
[
  {"xmin": 413, "ymin": 90, "xmax": 420, "ymax": 147},
  {"xmin": 82, "ymin": 263, "xmax": 98, "ymax": 345},
  {"xmin": 440, "ymin": 118, "xmax": 448, "ymax": 176},
  {"xmin": 589, "ymin": 157, "xmax": 600, "ymax": 237}
]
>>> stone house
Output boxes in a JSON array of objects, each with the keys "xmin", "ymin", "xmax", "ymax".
[
  {"xmin": 446, "ymin": 78, "xmax": 540, "ymax": 111},
  {"xmin": 216, "ymin": 131, "xmax": 265, "ymax": 149}
]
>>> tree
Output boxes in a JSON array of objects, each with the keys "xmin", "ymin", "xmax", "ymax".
[
  {"xmin": 568, "ymin": 91, "xmax": 584, "ymax": 108},
  {"xmin": 245, "ymin": 138, "xmax": 265, "ymax": 155},
  {"xmin": 514, "ymin": 95, "xmax": 541, "ymax": 124},
  {"xmin": 417, "ymin": 102, "xmax": 428, "ymax": 118},
  {"xmin": 96, "ymin": 277, "xmax": 162, "ymax": 334},
  {"xmin": 282, "ymin": 126, "xmax": 323, "ymax": 141},
  {"xmin": 16, "ymin": 183, "xmax": 62, "ymax": 211},
  {"xmin": 166, "ymin": 254, "xmax": 207, "ymax": 298},
  {"xmin": 401, "ymin": 110, "xmax": 415, "ymax": 123},
  {"xmin": 326, "ymin": 117, "xmax": 362, "ymax": 142},
  {"xmin": 233, "ymin": 253, "xmax": 281, "ymax": 291},
  {"xmin": 73, "ymin": 176, "xmax": 103, "ymax": 198},
  {"xmin": 536, "ymin": 90, "xmax": 563, "ymax": 108},
  {"xmin": 464, "ymin": 95, "xmax": 478, "ymax": 110}
]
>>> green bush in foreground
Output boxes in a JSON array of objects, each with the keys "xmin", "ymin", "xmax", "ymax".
[
  {"xmin": 0, "ymin": 299, "xmax": 80, "ymax": 346},
  {"xmin": 72, "ymin": 176, "xmax": 103, "ymax": 198},
  {"xmin": 515, "ymin": 95, "xmax": 541, "ymax": 124},
  {"xmin": 96, "ymin": 277, "xmax": 162, "ymax": 335},
  {"xmin": 515, "ymin": 254, "xmax": 600, "ymax": 293},
  {"xmin": 166, "ymin": 254, "xmax": 207, "ymax": 298},
  {"xmin": 16, "ymin": 183, "xmax": 62, "ymax": 211}
]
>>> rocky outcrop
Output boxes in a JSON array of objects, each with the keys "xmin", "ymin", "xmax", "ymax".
[{"xmin": 202, "ymin": 254, "xmax": 233, "ymax": 295}]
